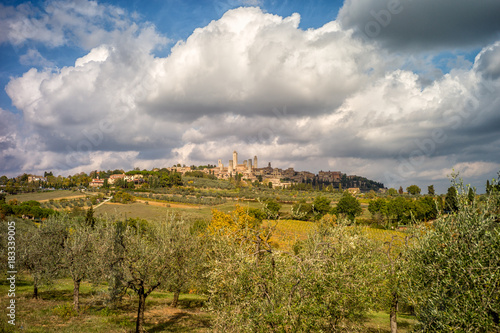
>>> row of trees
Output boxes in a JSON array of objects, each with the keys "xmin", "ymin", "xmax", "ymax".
[
  {"xmin": 2, "ymin": 178, "xmax": 499, "ymax": 332},
  {"xmin": 285, "ymin": 174, "xmax": 384, "ymax": 192},
  {"xmin": 7, "ymin": 212, "xmax": 203, "ymax": 332},
  {"xmin": 291, "ymin": 192, "xmax": 362, "ymax": 221},
  {"xmin": 368, "ymin": 196, "xmax": 438, "ymax": 226},
  {"xmin": 0, "ymin": 195, "xmax": 56, "ymax": 220},
  {"xmin": 368, "ymin": 185, "xmax": 471, "ymax": 226}
]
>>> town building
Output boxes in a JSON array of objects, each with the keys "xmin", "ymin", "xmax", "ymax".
[{"xmin": 28, "ymin": 175, "xmax": 47, "ymax": 183}]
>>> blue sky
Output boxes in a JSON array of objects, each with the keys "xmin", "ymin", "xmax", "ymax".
[
  {"xmin": 0, "ymin": 0, "xmax": 344, "ymax": 112},
  {"xmin": 1, "ymin": 0, "xmax": 500, "ymax": 193}
]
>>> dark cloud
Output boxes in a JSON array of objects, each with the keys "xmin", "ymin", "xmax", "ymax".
[{"xmin": 338, "ymin": 0, "xmax": 500, "ymax": 52}]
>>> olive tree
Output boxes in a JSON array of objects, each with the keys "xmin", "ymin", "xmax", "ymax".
[
  {"xmin": 162, "ymin": 219, "xmax": 204, "ymax": 308},
  {"xmin": 404, "ymin": 179, "xmax": 500, "ymax": 331},
  {"xmin": 121, "ymin": 220, "xmax": 169, "ymax": 332},
  {"xmin": 60, "ymin": 216, "xmax": 96, "ymax": 312},
  {"xmin": 206, "ymin": 216, "xmax": 385, "ymax": 332},
  {"xmin": 296, "ymin": 219, "xmax": 386, "ymax": 331},
  {"xmin": 96, "ymin": 215, "xmax": 201, "ymax": 333},
  {"xmin": 18, "ymin": 218, "xmax": 68, "ymax": 299}
]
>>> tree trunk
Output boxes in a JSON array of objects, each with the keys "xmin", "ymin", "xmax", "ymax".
[
  {"xmin": 33, "ymin": 277, "xmax": 38, "ymax": 299},
  {"xmin": 73, "ymin": 279, "xmax": 81, "ymax": 312},
  {"xmin": 108, "ymin": 273, "xmax": 122, "ymax": 310},
  {"xmin": 390, "ymin": 292, "xmax": 398, "ymax": 333},
  {"xmin": 136, "ymin": 288, "xmax": 146, "ymax": 333},
  {"xmin": 172, "ymin": 290, "xmax": 180, "ymax": 308}
]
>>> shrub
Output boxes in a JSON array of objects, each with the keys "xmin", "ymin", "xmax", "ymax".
[
  {"xmin": 404, "ymin": 179, "xmax": 500, "ymax": 331},
  {"xmin": 52, "ymin": 303, "xmax": 78, "ymax": 319}
]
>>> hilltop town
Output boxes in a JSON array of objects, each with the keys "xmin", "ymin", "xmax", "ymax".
[
  {"xmin": 166, "ymin": 150, "xmax": 384, "ymax": 192},
  {"xmin": 2, "ymin": 150, "xmax": 385, "ymax": 193}
]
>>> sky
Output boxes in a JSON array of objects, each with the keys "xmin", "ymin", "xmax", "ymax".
[{"xmin": 1, "ymin": 0, "xmax": 500, "ymax": 194}]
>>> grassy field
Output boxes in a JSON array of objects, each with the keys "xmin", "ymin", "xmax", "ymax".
[
  {"xmin": 365, "ymin": 312, "xmax": 416, "ymax": 332},
  {"xmin": 0, "ymin": 275, "xmax": 210, "ymax": 333},
  {"xmin": 94, "ymin": 200, "xmax": 271, "ymax": 223},
  {"xmin": 94, "ymin": 202, "xmax": 196, "ymax": 221},
  {"xmin": 6, "ymin": 190, "xmax": 85, "ymax": 203}
]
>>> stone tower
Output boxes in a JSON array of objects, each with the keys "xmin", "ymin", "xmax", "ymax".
[
  {"xmin": 228, "ymin": 160, "xmax": 233, "ymax": 174},
  {"xmin": 248, "ymin": 159, "xmax": 252, "ymax": 172},
  {"xmin": 254, "ymin": 156, "xmax": 258, "ymax": 169},
  {"xmin": 233, "ymin": 151, "xmax": 238, "ymax": 168}
]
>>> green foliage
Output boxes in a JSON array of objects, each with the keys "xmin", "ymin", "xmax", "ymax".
[
  {"xmin": 312, "ymin": 195, "xmax": 332, "ymax": 219},
  {"xmin": 368, "ymin": 198, "xmax": 388, "ymax": 226},
  {"xmin": 262, "ymin": 199, "xmax": 282, "ymax": 218},
  {"xmin": 412, "ymin": 196, "xmax": 438, "ymax": 221},
  {"xmin": 111, "ymin": 191, "xmax": 135, "ymax": 204},
  {"xmin": 368, "ymin": 198, "xmax": 387, "ymax": 216},
  {"xmin": 1, "ymin": 199, "xmax": 56, "ymax": 219},
  {"xmin": 183, "ymin": 170, "xmax": 206, "ymax": 178},
  {"xmin": 335, "ymin": 191, "xmax": 362, "ymax": 222},
  {"xmin": 162, "ymin": 219, "xmax": 205, "ymax": 307},
  {"xmin": 125, "ymin": 218, "xmax": 150, "ymax": 234},
  {"xmin": 291, "ymin": 201, "xmax": 314, "ymax": 221},
  {"xmin": 427, "ymin": 185, "xmax": 435, "ymax": 196},
  {"xmin": 444, "ymin": 186, "xmax": 458, "ymax": 212},
  {"xmin": 406, "ymin": 185, "xmax": 421, "ymax": 195},
  {"xmin": 387, "ymin": 188, "xmax": 397, "ymax": 196},
  {"xmin": 52, "ymin": 302, "xmax": 79, "ymax": 319},
  {"xmin": 206, "ymin": 219, "xmax": 385, "ymax": 332},
  {"xmin": 16, "ymin": 217, "xmax": 68, "ymax": 299},
  {"xmin": 89, "ymin": 196, "xmax": 98, "ymax": 205},
  {"xmin": 160, "ymin": 172, "xmax": 182, "ymax": 187},
  {"xmin": 247, "ymin": 207, "xmax": 267, "ymax": 222},
  {"xmin": 182, "ymin": 176, "xmax": 235, "ymax": 189},
  {"xmin": 404, "ymin": 181, "xmax": 500, "ymax": 331},
  {"xmin": 61, "ymin": 216, "xmax": 97, "ymax": 312},
  {"xmin": 468, "ymin": 187, "xmax": 475, "ymax": 203},
  {"xmin": 85, "ymin": 206, "xmax": 96, "ymax": 228},
  {"xmin": 92, "ymin": 215, "xmax": 202, "ymax": 331},
  {"xmin": 369, "ymin": 196, "xmax": 438, "ymax": 226}
]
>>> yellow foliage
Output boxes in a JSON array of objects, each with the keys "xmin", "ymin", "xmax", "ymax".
[{"xmin": 209, "ymin": 205, "xmax": 260, "ymax": 235}]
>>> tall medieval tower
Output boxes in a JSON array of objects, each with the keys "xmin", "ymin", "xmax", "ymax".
[{"xmin": 233, "ymin": 151, "xmax": 238, "ymax": 168}]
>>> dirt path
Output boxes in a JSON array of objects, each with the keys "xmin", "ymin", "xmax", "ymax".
[{"xmin": 93, "ymin": 197, "xmax": 112, "ymax": 209}]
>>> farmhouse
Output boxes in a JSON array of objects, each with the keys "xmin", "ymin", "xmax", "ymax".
[
  {"xmin": 89, "ymin": 179, "xmax": 104, "ymax": 188},
  {"xmin": 28, "ymin": 175, "xmax": 47, "ymax": 183}
]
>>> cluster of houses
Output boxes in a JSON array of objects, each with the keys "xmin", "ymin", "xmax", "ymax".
[{"xmin": 89, "ymin": 173, "xmax": 145, "ymax": 188}]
